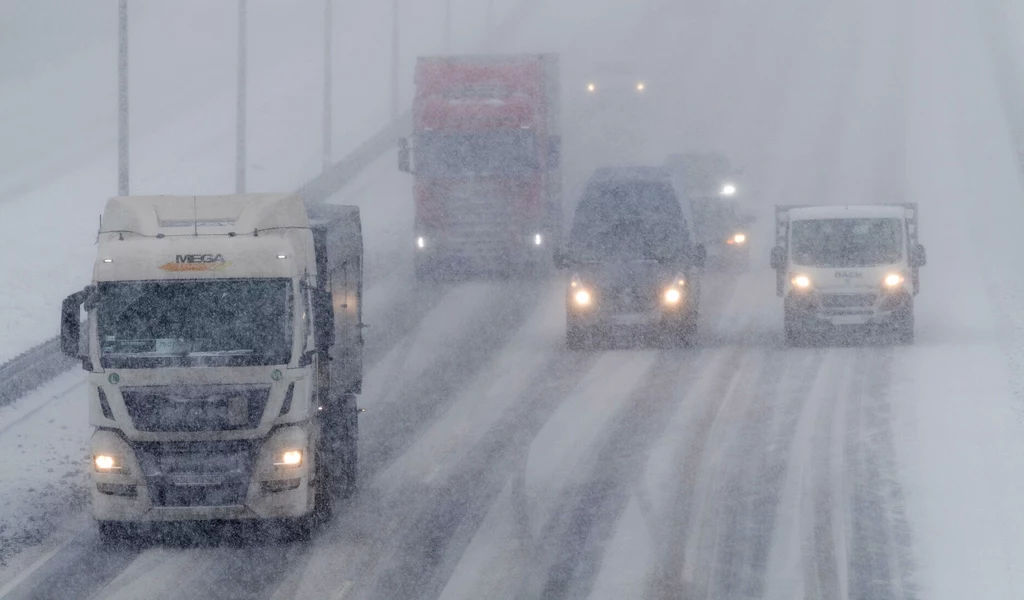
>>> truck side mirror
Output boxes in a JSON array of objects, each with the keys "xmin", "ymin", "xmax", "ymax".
[
  {"xmin": 548, "ymin": 135, "xmax": 562, "ymax": 170},
  {"xmin": 910, "ymin": 244, "xmax": 927, "ymax": 268},
  {"xmin": 61, "ymin": 291, "xmax": 86, "ymax": 358},
  {"xmin": 398, "ymin": 137, "xmax": 411, "ymax": 173},
  {"xmin": 693, "ymin": 244, "xmax": 707, "ymax": 269},
  {"xmin": 770, "ymin": 246, "xmax": 786, "ymax": 270}
]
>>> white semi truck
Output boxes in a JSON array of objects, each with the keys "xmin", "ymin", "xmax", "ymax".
[
  {"xmin": 60, "ymin": 194, "xmax": 363, "ymax": 541},
  {"xmin": 771, "ymin": 204, "xmax": 926, "ymax": 346}
]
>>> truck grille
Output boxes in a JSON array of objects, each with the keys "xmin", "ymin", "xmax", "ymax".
[
  {"xmin": 122, "ymin": 385, "xmax": 271, "ymax": 432},
  {"xmin": 134, "ymin": 440, "xmax": 255, "ymax": 507},
  {"xmin": 441, "ymin": 185, "xmax": 515, "ymax": 262},
  {"xmin": 820, "ymin": 293, "xmax": 876, "ymax": 309}
]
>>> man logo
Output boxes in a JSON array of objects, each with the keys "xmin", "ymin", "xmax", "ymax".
[{"xmin": 159, "ymin": 254, "xmax": 230, "ymax": 272}]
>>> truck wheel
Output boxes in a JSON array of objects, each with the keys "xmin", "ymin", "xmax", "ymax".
[
  {"xmin": 98, "ymin": 521, "xmax": 136, "ymax": 546},
  {"xmin": 894, "ymin": 307, "xmax": 915, "ymax": 345},
  {"xmin": 784, "ymin": 312, "xmax": 806, "ymax": 347},
  {"xmin": 337, "ymin": 397, "xmax": 359, "ymax": 498},
  {"xmin": 567, "ymin": 321, "xmax": 591, "ymax": 351}
]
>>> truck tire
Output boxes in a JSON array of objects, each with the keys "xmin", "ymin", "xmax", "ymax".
[
  {"xmin": 337, "ymin": 397, "xmax": 359, "ymax": 498},
  {"xmin": 323, "ymin": 394, "xmax": 358, "ymax": 500},
  {"xmin": 567, "ymin": 320, "xmax": 591, "ymax": 351},
  {"xmin": 894, "ymin": 306, "xmax": 915, "ymax": 345},
  {"xmin": 98, "ymin": 521, "xmax": 136, "ymax": 546},
  {"xmin": 784, "ymin": 311, "xmax": 805, "ymax": 347}
]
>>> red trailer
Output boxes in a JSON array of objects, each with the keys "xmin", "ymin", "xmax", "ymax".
[{"xmin": 399, "ymin": 54, "xmax": 562, "ymax": 279}]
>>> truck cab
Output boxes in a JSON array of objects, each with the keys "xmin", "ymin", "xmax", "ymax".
[
  {"xmin": 556, "ymin": 167, "xmax": 705, "ymax": 349},
  {"xmin": 771, "ymin": 204, "xmax": 927, "ymax": 345},
  {"xmin": 60, "ymin": 195, "xmax": 363, "ymax": 541},
  {"xmin": 398, "ymin": 54, "xmax": 562, "ymax": 279}
]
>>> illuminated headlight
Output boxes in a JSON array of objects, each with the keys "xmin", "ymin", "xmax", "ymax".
[
  {"xmin": 533, "ymin": 233, "xmax": 543, "ymax": 246},
  {"xmin": 416, "ymin": 236, "xmax": 426, "ymax": 249},
  {"xmin": 94, "ymin": 454, "xmax": 121, "ymax": 472},
  {"xmin": 636, "ymin": 82, "xmax": 646, "ymax": 92},
  {"xmin": 274, "ymin": 450, "xmax": 303, "ymax": 467},
  {"xmin": 587, "ymin": 82, "xmax": 596, "ymax": 93},
  {"xmin": 883, "ymin": 273, "xmax": 904, "ymax": 287},
  {"xmin": 731, "ymin": 233, "xmax": 747, "ymax": 245},
  {"xmin": 574, "ymin": 289, "xmax": 592, "ymax": 306},
  {"xmin": 721, "ymin": 183, "xmax": 737, "ymax": 197},
  {"xmin": 791, "ymin": 275, "xmax": 811, "ymax": 289},
  {"xmin": 663, "ymin": 288, "xmax": 682, "ymax": 305}
]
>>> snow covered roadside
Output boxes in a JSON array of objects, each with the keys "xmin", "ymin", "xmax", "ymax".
[
  {"xmin": 891, "ymin": 1, "xmax": 1024, "ymax": 598},
  {"xmin": 0, "ymin": 371, "xmax": 90, "ymax": 581}
]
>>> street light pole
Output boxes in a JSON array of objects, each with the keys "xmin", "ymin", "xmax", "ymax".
[
  {"xmin": 391, "ymin": 0, "xmax": 399, "ymax": 119},
  {"xmin": 118, "ymin": 0, "xmax": 129, "ymax": 196},
  {"xmin": 236, "ymin": 0, "xmax": 248, "ymax": 193},
  {"xmin": 444, "ymin": 0, "xmax": 452, "ymax": 51},
  {"xmin": 323, "ymin": 0, "xmax": 333, "ymax": 171}
]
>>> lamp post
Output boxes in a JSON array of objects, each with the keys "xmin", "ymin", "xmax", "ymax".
[
  {"xmin": 117, "ymin": 0, "xmax": 129, "ymax": 196},
  {"xmin": 236, "ymin": 0, "xmax": 248, "ymax": 193}
]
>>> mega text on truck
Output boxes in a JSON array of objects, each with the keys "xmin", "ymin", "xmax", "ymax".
[
  {"xmin": 60, "ymin": 194, "xmax": 363, "ymax": 541},
  {"xmin": 771, "ymin": 204, "xmax": 927, "ymax": 346},
  {"xmin": 398, "ymin": 53, "xmax": 562, "ymax": 278}
]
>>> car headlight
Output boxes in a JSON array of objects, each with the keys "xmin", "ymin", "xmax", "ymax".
[
  {"xmin": 883, "ymin": 273, "xmax": 904, "ymax": 287},
  {"xmin": 533, "ymin": 233, "xmax": 543, "ymax": 246},
  {"xmin": 721, "ymin": 183, "xmax": 737, "ymax": 197},
  {"xmin": 574, "ymin": 289, "xmax": 592, "ymax": 306},
  {"xmin": 274, "ymin": 450, "xmax": 303, "ymax": 467},
  {"xmin": 663, "ymin": 288, "xmax": 682, "ymax": 305},
  {"xmin": 791, "ymin": 275, "xmax": 811, "ymax": 289},
  {"xmin": 94, "ymin": 454, "xmax": 122, "ymax": 472},
  {"xmin": 730, "ymin": 233, "xmax": 747, "ymax": 245},
  {"xmin": 416, "ymin": 236, "xmax": 426, "ymax": 250}
]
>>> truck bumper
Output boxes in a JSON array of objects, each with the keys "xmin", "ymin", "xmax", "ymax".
[
  {"xmin": 785, "ymin": 290, "xmax": 912, "ymax": 329},
  {"xmin": 90, "ymin": 426, "xmax": 316, "ymax": 523}
]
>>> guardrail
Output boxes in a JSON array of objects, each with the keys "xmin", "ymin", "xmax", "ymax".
[{"xmin": 0, "ymin": 112, "xmax": 410, "ymax": 408}]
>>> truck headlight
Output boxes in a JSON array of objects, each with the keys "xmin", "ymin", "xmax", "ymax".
[
  {"xmin": 416, "ymin": 236, "xmax": 426, "ymax": 250},
  {"xmin": 274, "ymin": 450, "xmax": 303, "ymax": 467},
  {"xmin": 730, "ymin": 233, "xmax": 747, "ymax": 245},
  {"xmin": 94, "ymin": 454, "xmax": 122, "ymax": 472},
  {"xmin": 721, "ymin": 183, "xmax": 737, "ymax": 197},
  {"xmin": 883, "ymin": 273, "xmax": 904, "ymax": 287},
  {"xmin": 574, "ymin": 289, "xmax": 592, "ymax": 306},
  {"xmin": 663, "ymin": 288, "xmax": 682, "ymax": 305},
  {"xmin": 791, "ymin": 275, "xmax": 811, "ymax": 289},
  {"xmin": 533, "ymin": 233, "xmax": 543, "ymax": 246}
]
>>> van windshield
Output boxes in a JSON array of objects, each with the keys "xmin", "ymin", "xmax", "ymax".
[
  {"xmin": 791, "ymin": 218, "xmax": 904, "ymax": 267},
  {"xmin": 569, "ymin": 181, "xmax": 687, "ymax": 262}
]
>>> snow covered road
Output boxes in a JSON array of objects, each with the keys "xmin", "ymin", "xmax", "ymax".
[{"xmin": 3, "ymin": 0, "xmax": 1024, "ymax": 598}]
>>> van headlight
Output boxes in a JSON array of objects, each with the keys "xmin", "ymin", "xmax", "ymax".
[
  {"xmin": 883, "ymin": 273, "xmax": 904, "ymax": 287},
  {"xmin": 663, "ymin": 288, "xmax": 682, "ymax": 305},
  {"xmin": 574, "ymin": 289, "xmax": 593, "ymax": 306},
  {"xmin": 791, "ymin": 275, "xmax": 812, "ymax": 289},
  {"xmin": 94, "ymin": 454, "xmax": 124, "ymax": 472},
  {"xmin": 274, "ymin": 450, "xmax": 303, "ymax": 467},
  {"xmin": 731, "ymin": 233, "xmax": 747, "ymax": 245}
]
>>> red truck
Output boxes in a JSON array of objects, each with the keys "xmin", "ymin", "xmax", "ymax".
[{"xmin": 398, "ymin": 54, "xmax": 562, "ymax": 279}]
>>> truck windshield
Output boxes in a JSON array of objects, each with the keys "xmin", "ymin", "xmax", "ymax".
[
  {"xmin": 96, "ymin": 279, "xmax": 292, "ymax": 368},
  {"xmin": 415, "ymin": 131, "xmax": 538, "ymax": 176},
  {"xmin": 791, "ymin": 218, "xmax": 904, "ymax": 267}
]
